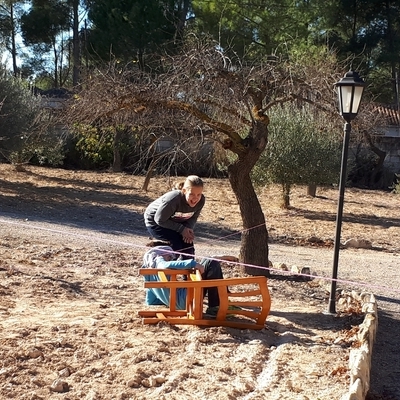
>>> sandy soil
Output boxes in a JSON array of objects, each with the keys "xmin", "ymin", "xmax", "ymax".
[{"xmin": 0, "ymin": 164, "xmax": 399, "ymax": 400}]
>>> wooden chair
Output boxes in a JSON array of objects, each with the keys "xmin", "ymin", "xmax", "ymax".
[{"xmin": 138, "ymin": 268, "xmax": 271, "ymax": 330}]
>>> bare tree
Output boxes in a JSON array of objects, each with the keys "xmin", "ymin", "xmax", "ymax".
[{"xmin": 64, "ymin": 38, "xmax": 347, "ymax": 275}]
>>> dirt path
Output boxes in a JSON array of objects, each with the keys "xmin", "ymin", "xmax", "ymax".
[
  {"xmin": 201, "ymin": 234, "xmax": 400, "ymax": 399},
  {"xmin": 0, "ymin": 215, "xmax": 399, "ymax": 399},
  {"xmin": 1, "ymin": 164, "xmax": 399, "ymax": 399},
  {"xmin": 266, "ymin": 242, "xmax": 400, "ymax": 400}
]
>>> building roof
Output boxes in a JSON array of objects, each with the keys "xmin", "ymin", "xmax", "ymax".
[{"xmin": 372, "ymin": 104, "xmax": 400, "ymax": 126}]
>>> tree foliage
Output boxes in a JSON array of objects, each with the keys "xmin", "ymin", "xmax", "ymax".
[
  {"xmin": 252, "ymin": 103, "xmax": 342, "ymax": 208},
  {"xmin": 0, "ymin": 0, "xmax": 398, "ymax": 105},
  {"xmin": 0, "ymin": 65, "xmax": 63, "ymax": 165},
  {"xmin": 0, "ymin": 0, "xmax": 26, "ymax": 76},
  {"xmin": 191, "ymin": 0, "xmax": 312, "ymax": 60},
  {"xmin": 20, "ymin": 0, "xmax": 71, "ymax": 87},
  {"xmin": 21, "ymin": 0, "xmax": 70, "ymax": 45},
  {"xmin": 307, "ymin": 0, "xmax": 400, "ymax": 103},
  {"xmin": 87, "ymin": 0, "xmax": 188, "ymax": 68},
  {"xmin": 190, "ymin": 0, "xmax": 400, "ymax": 103},
  {"xmin": 0, "ymin": 67, "xmax": 39, "ymax": 156}
]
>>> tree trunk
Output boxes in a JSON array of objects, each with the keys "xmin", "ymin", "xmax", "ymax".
[
  {"xmin": 228, "ymin": 162, "xmax": 269, "ymax": 277},
  {"xmin": 174, "ymin": 0, "xmax": 190, "ymax": 43},
  {"xmin": 72, "ymin": 0, "xmax": 80, "ymax": 87},
  {"xmin": 142, "ymin": 157, "xmax": 159, "ymax": 191},
  {"xmin": 282, "ymin": 183, "xmax": 291, "ymax": 208},
  {"xmin": 307, "ymin": 184, "xmax": 317, "ymax": 197},
  {"xmin": 53, "ymin": 41, "xmax": 59, "ymax": 88},
  {"xmin": 112, "ymin": 128, "xmax": 123, "ymax": 172},
  {"xmin": 10, "ymin": 3, "xmax": 18, "ymax": 77}
]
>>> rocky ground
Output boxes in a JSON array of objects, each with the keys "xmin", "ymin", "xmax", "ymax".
[{"xmin": 0, "ymin": 164, "xmax": 399, "ymax": 400}]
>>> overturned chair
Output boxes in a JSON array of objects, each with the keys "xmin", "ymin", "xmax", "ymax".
[{"xmin": 138, "ymin": 268, "xmax": 271, "ymax": 330}]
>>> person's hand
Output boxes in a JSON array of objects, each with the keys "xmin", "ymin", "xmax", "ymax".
[
  {"xmin": 194, "ymin": 263, "xmax": 205, "ymax": 274},
  {"xmin": 182, "ymin": 227, "xmax": 194, "ymax": 243}
]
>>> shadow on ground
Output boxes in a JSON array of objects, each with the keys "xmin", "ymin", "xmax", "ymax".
[
  {"xmin": 0, "ymin": 176, "xmax": 239, "ymax": 241},
  {"xmin": 368, "ymin": 306, "xmax": 400, "ymax": 400}
]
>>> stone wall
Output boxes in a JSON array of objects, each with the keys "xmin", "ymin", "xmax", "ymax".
[{"xmin": 341, "ymin": 293, "xmax": 378, "ymax": 400}]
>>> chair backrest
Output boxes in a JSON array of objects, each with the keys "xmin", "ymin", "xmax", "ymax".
[
  {"xmin": 139, "ymin": 268, "xmax": 202, "ymax": 312},
  {"xmin": 138, "ymin": 269, "xmax": 271, "ymax": 330}
]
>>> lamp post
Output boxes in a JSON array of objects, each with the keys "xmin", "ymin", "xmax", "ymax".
[{"xmin": 327, "ymin": 71, "xmax": 366, "ymax": 314}]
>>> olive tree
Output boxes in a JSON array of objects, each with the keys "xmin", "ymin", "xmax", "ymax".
[
  {"xmin": 0, "ymin": 66, "xmax": 64, "ymax": 167},
  {"xmin": 65, "ymin": 38, "xmax": 346, "ymax": 275},
  {"xmin": 0, "ymin": 68, "xmax": 39, "ymax": 164},
  {"xmin": 252, "ymin": 103, "xmax": 342, "ymax": 208}
]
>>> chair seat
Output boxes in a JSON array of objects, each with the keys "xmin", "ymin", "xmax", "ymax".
[{"xmin": 138, "ymin": 268, "xmax": 271, "ymax": 330}]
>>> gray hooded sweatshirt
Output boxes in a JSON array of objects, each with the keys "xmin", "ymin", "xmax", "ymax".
[{"xmin": 144, "ymin": 190, "xmax": 205, "ymax": 233}]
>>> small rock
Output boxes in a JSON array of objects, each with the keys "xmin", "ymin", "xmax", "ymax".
[
  {"xmin": 274, "ymin": 262, "xmax": 288, "ymax": 271},
  {"xmin": 338, "ymin": 297, "xmax": 347, "ymax": 306},
  {"xmin": 58, "ymin": 368, "xmax": 70, "ymax": 378},
  {"xmin": 50, "ymin": 379, "xmax": 69, "ymax": 393},
  {"xmin": 28, "ymin": 350, "xmax": 44, "ymax": 359},
  {"xmin": 154, "ymin": 375, "xmax": 166, "ymax": 384},
  {"xmin": 127, "ymin": 377, "xmax": 141, "ymax": 388},
  {"xmin": 307, "ymin": 236, "xmax": 322, "ymax": 243},
  {"xmin": 141, "ymin": 377, "xmax": 157, "ymax": 387},
  {"xmin": 31, "ymin": 377, "xmax": 45, "ymax": 387},
  {"xmin": 301, "ymin": 266, "xmax": 311, "ymax": 275},
  {"xmin": 291, "ymin": 265, "xmax": 311, "ymax": 277},
  {"xmin": 291, "ymin": 265, "xmax": 301, "ymax": 274}
]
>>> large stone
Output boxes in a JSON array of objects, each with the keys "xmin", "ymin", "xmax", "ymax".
[{"xmin": 343, "ymin": 238, "xmax": 372, "ymax": 249}]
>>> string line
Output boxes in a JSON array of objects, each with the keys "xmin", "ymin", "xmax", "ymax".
[{"xmin": 1, "ymin": 217, "xmax": 399, "ymax": 296}]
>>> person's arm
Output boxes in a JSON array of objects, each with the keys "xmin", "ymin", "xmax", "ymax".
[
  {"xmin": 210, "ymin": 255, "xmax": 239, "ymax": 262},
  {"xmin": 155, "ymin": 257, "xmax": 205, "ymax": 274}
]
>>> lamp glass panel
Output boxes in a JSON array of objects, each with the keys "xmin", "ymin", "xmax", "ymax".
[
  {"xmin": 351, "ymin": 86, "xmax": 364, "ymax": 114},
  {"xmin": 338, "ymin": 85, "xmax": 354, "ymax": 114}
]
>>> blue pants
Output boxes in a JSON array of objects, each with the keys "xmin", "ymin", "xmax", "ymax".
[{"xmin": 145, "ymin": 259, "xmax": 224, "ymax": 309}]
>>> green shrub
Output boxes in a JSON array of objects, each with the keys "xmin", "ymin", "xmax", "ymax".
[
  {"xmin": 71, "ymin": 123, "xmax": 137, "ymax": 170},
  {"xmin": 74, "ymin": 124, "xmax": 114, "ymax": 168},
  {"xmin": 0, "ymin": 66, "xmax": 65, "ymax": 166}
]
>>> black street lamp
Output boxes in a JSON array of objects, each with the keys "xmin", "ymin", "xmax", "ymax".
[{"xmin": 327, "ymin": 71, "xmax": 366, "ymax": 314}]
